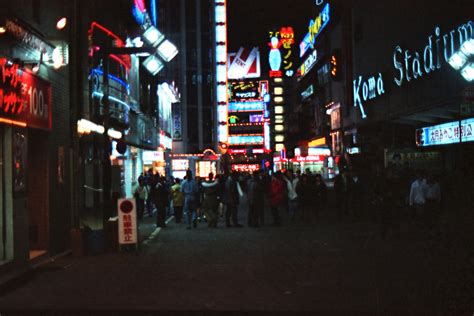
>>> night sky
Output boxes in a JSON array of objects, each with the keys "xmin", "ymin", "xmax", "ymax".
[{"xmin": 227, "ymin": 0, "xmax": 318, "ymax": 52}]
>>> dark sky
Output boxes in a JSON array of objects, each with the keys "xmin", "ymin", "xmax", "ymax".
[{"xmin": 227, "ymin": 0, "xmax": 318, "ymax": 52}]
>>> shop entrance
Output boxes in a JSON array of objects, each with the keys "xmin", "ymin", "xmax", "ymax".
[
  {"xmin": 0, "ymin": 126, "xmax": 13, "ymax": 262},
  {"xmin": 27, "ymin": 130, "xmax": 49, "ymax": 260}
]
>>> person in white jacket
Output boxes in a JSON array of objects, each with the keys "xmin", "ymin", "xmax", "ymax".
[
  {"xmin": 284, "ymin": 170, "xmax": 299, "ymax": 221},
  {"xmin": 409, "ymin": 171, "xmax": 428, "ymax": 221}
]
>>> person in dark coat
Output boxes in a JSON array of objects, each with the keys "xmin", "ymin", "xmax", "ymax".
[
  {"xmin": 222, "ymin": 172, "xmax": 242, "ymax": 227},
  {"xmin": 296, "ymin": 174, "xmax": 313, "ymax": 222},
  {"xmin": 247, "ymin": 171, "xmax": 265, "ymax": 227},
  {"xmin": 269, "ymin": 171, "xmax": 286, "ymax": 226},
  {"xmin": 152, "ymin": 176, "xmax": 169, "ymax": 228},
  {"xmin": 313, "ymin": 174, "xmax": 327, "ymax": 221},
  {"xmin": 201, "ymin": 173, "xmax": 220, "ymax": 228}
]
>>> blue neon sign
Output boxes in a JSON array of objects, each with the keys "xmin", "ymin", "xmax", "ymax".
[
  {"xmin": 299, "ymin": 3, "xmax": 330, "ymax": 57},
  {"xmin": 228, "ymin": 101, "xmax": 264, "ymax": 112},
  {"xmin": 228, "ymin": 135, "xmax": 264, "ymax": 145}
]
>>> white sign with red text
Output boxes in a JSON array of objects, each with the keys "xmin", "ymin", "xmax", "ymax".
[
  {"xmin": 228, "ymin": 47, "xmax": 261, "ymax": 79},
  {"xmin": 118, "ymin": 198, "xmax": 137, "ymax": 245}
]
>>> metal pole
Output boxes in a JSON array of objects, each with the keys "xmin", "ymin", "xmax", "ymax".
[{"xmin": 102, "ymin": 46, "xmax": 111, "ymax": 228}]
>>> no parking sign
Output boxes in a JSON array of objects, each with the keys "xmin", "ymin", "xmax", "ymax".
[{"xmin": 117, "ymin": 198, "xmax": 137, "ymax": 245}]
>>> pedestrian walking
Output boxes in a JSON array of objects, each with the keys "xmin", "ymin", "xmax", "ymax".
[
  {"xmin": 201, "ymin": 173, "xmax": 220, "ymax": 228},
  {"xmin": 284, "ymin": 170, "xmax": 299, "ymax": 221},
  {"xmin": 313, "ymin": 174, "xmax": 327, "ymax": 221},
  {"xmin": 152, "ymin": 176, "xmax": 169, "ymax": 228},
  {"xmin": 409, "ymin": 171, "xmax": 428, "ymax": 224},
  {"xmin": 247, "ymin": 171, "xmax": 265, "ymax": 227},
  {"xmin": 222, "ymin": 172, "xmax": 243, "ymax": 227},
  {"xmin": 133, "ymin": 179, "xmax": 149, "ymax": 220},
  {"xmin": 269, "ymin": 171, "xmax": 286, "ymax": 226},
  {"xmin": 181, "ymin": 170, "xmax": 200, "ymax": 229},
  {"xmin": 170, "ymin": 178, "xmax": 184, "ymax": 223},
  {"xmin": 296, "ymin": 174, "xmax": 312, "ymax": 223}
]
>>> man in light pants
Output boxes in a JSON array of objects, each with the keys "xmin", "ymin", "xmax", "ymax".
[{"xmin": 181, "ymin": 170, "xmax": 199, "ymax": 229}]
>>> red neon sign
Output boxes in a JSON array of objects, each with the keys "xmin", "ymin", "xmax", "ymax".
[
  {"xmin": 0, "ymin": 58, "xmax": 52, "ymax": 130},
  {"xmin": 88, "ymin": 22, "xmax": 131, "ymax": 70},
  {"xmin": 231, "ymin": 164, "xmax": 260, "ymax": 172}
]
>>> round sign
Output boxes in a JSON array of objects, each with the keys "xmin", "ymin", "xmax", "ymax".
[{"xmin": 120, "ymin": 200, "xmax": 134, "ymax": 214}]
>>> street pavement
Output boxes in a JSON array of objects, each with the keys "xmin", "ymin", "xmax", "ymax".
[{"xmin": 0, "ymin": 195, "xmax": 472, "ymax": 315}]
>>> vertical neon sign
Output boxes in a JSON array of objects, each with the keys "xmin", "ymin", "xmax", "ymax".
[{"xmin": 215, "ymin": 0, "xmax": 228, "ymax": 145}]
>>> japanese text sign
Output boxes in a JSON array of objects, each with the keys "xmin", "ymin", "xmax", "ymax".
[
  {"xmin": 0, "ymin": 58, "xmax": 52, "ymax": 130},
  {"xmin": 118, "ymin": 198, "xmax": 137, "ymax": 245}
]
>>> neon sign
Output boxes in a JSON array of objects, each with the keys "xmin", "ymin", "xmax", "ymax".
[
  {"xmin": 298, "ymin": 49, "xmax": 318, "ymax": 79},
  {"xmin": 229, "ymin": 80, "xmax": 268, "ymax": 102},
  {"xmin": 416, "ymin": 118, "xmax": 474, "ymax": 147},
  {"xmin": 228, "ymin": 135, "xmax": 264, "ymax": 145},
  {"xmin": 393, "ymin": 21, "xmax": 473, "ymax": 86},
  {"xmin": 0, "ymin": 58, "xmax": 52, "ymax": 130},
  {"xmin": 231, "ymin": 164, "xmax": 260, "ymax": 172},
  {"xmin": 228, "ymin": 101, "xmax": 264, "ymax": 112},
  {"xmin": 268, "ymin": 26, "xmax": 295, "ymax": 77},
  {"xmin": 299, "ymin": 3, "xmax": 330, "ymax": 57},
  {"xmin": 353, "ymin": 73, "xmax": 385, "ymax": 119}
]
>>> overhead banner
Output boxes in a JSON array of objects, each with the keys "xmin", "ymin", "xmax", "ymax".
[{"xmin": 228, "ymin": 47, "xmax": 261, "ymax": 79}]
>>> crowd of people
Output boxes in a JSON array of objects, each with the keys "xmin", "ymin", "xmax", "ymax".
[
  {"xmin": 133, "ymin": 168, "xmax": 329, "ymax": 230},
  {"xmin": 133, "ymin": 166, "xmax": 444, "ymax": 236}
]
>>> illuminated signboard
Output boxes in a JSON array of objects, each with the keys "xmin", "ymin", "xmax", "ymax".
[
  {"xmin": 228, "ymin": 47, "xmax": 261, "ymax": 79},
  {"xmin": 159, "ymin": 130, "xmax": 172, "ymax": 150},
  {"xmin": 299, "ymin": 3, "xmax": 330, "ymax": 57},
  {"xmin": 298, "ymin": 49, "xmax": 319, "ymax": 79},
  {"xmin": 0, "ymin": 58, "xmax": 52, "ymax": 130},
  {"xmin": 295, "ymin": 147, "xmax": 331, "ymax": 156},
  {"xmin": 393, "ymin": 21, "xmax": 473, "ymax": 86},
  {"xmin": 249, "ymin": 114, "xmax": 264, "ymax": 123},
  {"xmin": 228, "ymin": 148, "xmax": 264, "ymax": 154},
  {"xmin": 228, "ymin": 101, "xmax": 264, "ymax": 112},
  {"xmin": 416, "ymin": 118, "xmax": 474, "ymax": 147},
  {"xmin": 231, "ymin": 164, "xmax": 260, "ymax": 172},
  {"xmin": 301, "ymin": 84, "xmax": 314, "ymax": 100},
  {"xmin": 274, "ymin": 155, "xmax": 324, "ymax": 163},
  {"xmin": 229, "ymin": 80, "xmax": 268, "ymax": 102},
  {"xmin": 268, "ymin": 26, "xmax": 295, "ymax": 78},
  {"xmin": 172, "ymin": 159, "xmax": 189, "ymax": 171},
  {"xmin": 228, "ymin": 135, "xmax": 264, "ymax": 145},
  {"xmin": 353, "ymin": 73, "xmax": 385, "ymax": 119}
]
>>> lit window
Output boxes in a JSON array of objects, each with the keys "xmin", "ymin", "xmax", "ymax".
[
  {"xmin": 275, "ymin": 124, "xmax": 284, "ymax": 132},
  {"xmin": 273, "ymin": 78, "xmax": 283, "ymax": 83},
  {"xmin": 275, "ymin": 135, "xmax": 285, "ymax": 142},
  {"xmin": 275, "ymin": 106, "xmax": 284, "ymax": 114},
  {"xmin": 275, "ymin": 115, "xmax": 284, "ymax": 124},
  {"xmin": 274, "ymin": 96, "xmax": 284, "ymax": 103},
  {"xmin": 275, "ymin": 143, "xmax": 285, "ymax": 152},
  {"xmin": 274, "ymin": 87, "xmax": 284, "ymax": 95}
]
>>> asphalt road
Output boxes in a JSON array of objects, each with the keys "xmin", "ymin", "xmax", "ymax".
[{"xmin": 0, "ymin": 198, "xmax": 472, "ymax": 315}]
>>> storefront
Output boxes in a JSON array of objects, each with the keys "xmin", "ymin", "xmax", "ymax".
[
  {"xmin": 274, "ymin": 147, "xmax": 330, "ymax": 176},
  {"xmin": 171, "ymin": 149, "xmax": 219, "ymax": 180},
  {"xmin": 1, "ymin": 64, "xmax": 52, "ymax": 264}
]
